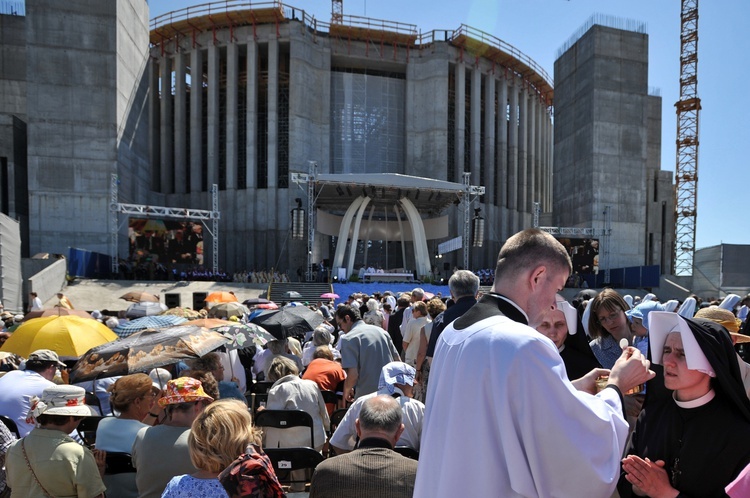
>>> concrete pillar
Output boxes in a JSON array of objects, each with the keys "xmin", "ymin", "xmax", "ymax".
[
  {"xmin": 454, "ymin": 62, "xmax": 465, "ymax": 183},
  {"xmin": 246, "ymin": 42, "xmax": 258, "ymax": 189},
  {"xmin": 159, "ymin": 55, "xmax": 173, "ymax": 194},
  {"xmin": 207, "ymin": 44, "xmax": 220, "ymax": 188},
  {"xmin": 149, "ymin": 57, "xmax": 160, "ymax": 190},
  {"xmin": 267, "ymin": 39, "xmax": 278, "ymax": 189},
  {"xmin": 190, "ymin": 48, "xmax": 203, "ymax": 193},
  {"xmin": 527, "ymin": 94, "xmax": 536, "ymax": 213},
  {"xmin": 174, "ymin": 52, "xmax": 187, "ymax": 194},
  {"xmin": 484, "ymin": 75, "xmax": 495, "ymax": 206},
  {"xmin": 517, "ymin": 86, "xmax": 528, "ymax": 218},
  {"xmin": 226, "ymin": 42, "xmax": 238, "ymax": 190},
  {"xmin": 496, "ymin": 75, "xmax": 509, "ymax": 242},
  {"xmin": 507, "ymin": 79, "xmax": 519, "ymax": 230},
  {"xmin": 470, "ymin": 66, "xmax": 481, "ymax": 186}
]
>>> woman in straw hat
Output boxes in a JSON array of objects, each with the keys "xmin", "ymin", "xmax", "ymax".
[
  {"xmin": 163, "ymin": 399, "xmax": 284, "ymax": 498},
  {"xmin": 619, "ymin": 312, "xmax": 750, "ymax": 497},
  {"xmin": 5, "ymin": 385, "xmax": 106, "ymax": 498}
]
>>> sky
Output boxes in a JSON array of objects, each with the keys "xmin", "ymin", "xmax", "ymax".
[{"xmin": 149, "ymin": 0, "xmax": 749, "ymax": 250}]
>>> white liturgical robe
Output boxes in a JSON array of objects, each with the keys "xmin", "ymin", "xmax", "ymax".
[{"xmin": 414, "ymin": 314, "xmax": 629, "ymax": 498}]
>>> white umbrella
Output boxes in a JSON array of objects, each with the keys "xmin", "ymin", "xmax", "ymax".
[{"xmin": 126, "ymin": 301, "xmax": 168, "ymax": 319}]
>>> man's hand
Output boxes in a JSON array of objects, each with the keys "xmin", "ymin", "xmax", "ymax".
[
  {"xmin": 622, "ymin": 456, "xmax": 679, "ymax": 498},
  {"xmin": 607, "ymin": 347, "xmax": 655, "ymax": 393},
  {"xmin": 571, "ymin": 368, "xmax": 610, "ymax": 395},
  {"xmin": 92, "ymin": 448, "xmax": 107, "ymax": 477}
]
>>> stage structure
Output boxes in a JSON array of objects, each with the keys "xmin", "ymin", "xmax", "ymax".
[
  {"xmin": 303, "ymin": 172, "xmax": 470, "ymax": 280},
  {"xmin": 109, "ymin": 174, "xmax": 221, "ymax": 275}
]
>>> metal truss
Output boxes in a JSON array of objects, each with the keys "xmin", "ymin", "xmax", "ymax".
[{"xmin": 462, "ymin": 172, "xmax": 485, "ymax": 270}]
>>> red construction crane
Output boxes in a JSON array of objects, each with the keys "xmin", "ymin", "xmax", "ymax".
[{"xmin": 673, "ymin": 0, "xmax": 700, "ymax": 276}]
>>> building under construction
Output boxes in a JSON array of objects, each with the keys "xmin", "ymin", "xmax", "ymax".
[{"xmin": 0, "ymin": 0, "xmax": 675, "ymax": 282}]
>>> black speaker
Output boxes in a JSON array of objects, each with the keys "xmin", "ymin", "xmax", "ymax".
[
  {"xmin": 165, "ymin": 293, "xmax": 180, "ymax": 309},
  {"xmin": 192, "ymin": 292, "xmax": 207, "ymax": 310},
  {"xmin": 443, "ymin": 262, "xmax": 450, "ymax": 271}
]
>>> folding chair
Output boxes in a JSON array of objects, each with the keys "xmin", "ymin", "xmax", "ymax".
[
  {"xmin": 327, "ymin": 408, "xmax": 349, "ymax": 457},
  {"xmin": 263, "ymin": 447, "xmax": 324, "ymax": 490},
  {"xmin": 249, "ymin": 381, "xmax": 275, "ymax": 415},
  {"xmin": 254, "ymin": 409, "xmax": 317, "ymax": 448},
  {"xmin": 105, "ymin": 452, "xmax": 136, "ymax": 475},
  {"xmin": 0, "ymin": 415, "xmax": 19, "ymax": 438},
  {"xmin": 76, "ymin": 416, "xmax": 104, "ymax": 447}
]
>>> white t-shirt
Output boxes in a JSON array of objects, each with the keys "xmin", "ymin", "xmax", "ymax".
[{"xmin": 0, "ymin": 370, "xmax": 55, "ymax": 436}]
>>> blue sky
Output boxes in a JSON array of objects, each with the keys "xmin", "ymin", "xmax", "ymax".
[{"xmin": 150, "ymin": 0, "xmax": 748, "ymax": 250}]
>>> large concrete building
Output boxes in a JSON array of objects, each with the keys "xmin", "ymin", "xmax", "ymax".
[
  {"xmin": 2, "ymin": 2, "xmax": 678, "ymax": 281},
  {"xmin": 553, "ymin": 17, "xmax": 675, "ymax": 273}
]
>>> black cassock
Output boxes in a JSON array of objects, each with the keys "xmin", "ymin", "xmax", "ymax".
[{"xmin": 619, "ymin": 394, "xmax": 750, "ymax": 497}]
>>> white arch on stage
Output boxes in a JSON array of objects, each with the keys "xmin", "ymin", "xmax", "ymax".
[{"xmin": 330, "ymin": 196, "xmax": 431, "ymax": 279}]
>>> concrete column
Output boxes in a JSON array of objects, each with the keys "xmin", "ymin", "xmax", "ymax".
[
  {"xmin": 507, "ymin": 80, "xmax": 519, "ymax": 225},
  {"xmin": 454, "ymin": 62, "xmax": 465, "ymax": 183},
  {"xmin": 174, "ymin": 53, "xmax": 187, "ymax": 194},
  {"xmin": 159, "ymin": 56, "xmax": 173, "ymax": 194},
  {"xmin": 517, "ymin": 86, "xmax": 528, "ymax": 218},
  {"xmin": 190, "ymin": 48, "xmax": 203, "ymax": 193},
  {"xmin": 226, "ymin": 42, "xmax": 238, "ymax": 190},
  {"xmin": 470, "ymin": 66, "xmax": 481, "ymax": 186},
  {"xmin": 496, "ymin": 76, "xmax": 508, "ymax": 208},
  {"xmin": 246, "ymin": 42, "xmax": 258, "ymax": 189},
  {"xmin": 267, "ymin": 39, "xmax": 278, "ymax": 189},
  {"xmin": 207, "ymin": 44, "xmax": 220, "ymax": 188},
  {"xmin": 527, "ymin": 94, "xmax": 536, "ymax": 213},
  {"xmin": 484, "ymin": 75, "xmax": 495, "ymax": 206},
  {"xmin": 149, "ymin": 57, "xmax": 160, "ymax": 190}
]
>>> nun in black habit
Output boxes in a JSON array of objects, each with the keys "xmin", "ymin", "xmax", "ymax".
[{"xmin": 619, "ymin": 312, "xmax": 750, "ymax": 498}]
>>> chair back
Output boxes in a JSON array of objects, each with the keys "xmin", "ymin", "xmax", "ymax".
[
  {"xmin": 0, "ymin": 415, "xmax": 20, "ymax": 438},
  {"xmin": 254, "ymin": 409, "xmax": 316, "ymax": 447},
  {"xmin": 105, "ymin": 452, "xmax": 136, "ymax": 474},
  {"xmin": 76, "ymin": 416, "xmax": 104, "ymax": 447},
  {"xmin": 85, "ymin": 391, "xmax": 103, "ymax": 416},
  {"xmin": 263, "ymin": 447, "xmax": 324, "ymax": 488},
  {"xmin": 249, "ymin": 381, "xmax": 275, "ymax": 415}
]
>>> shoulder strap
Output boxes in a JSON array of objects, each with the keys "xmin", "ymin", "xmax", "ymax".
[{"xmin": 21, "ymin": 438, "xmax": 55, "ymax": 498}]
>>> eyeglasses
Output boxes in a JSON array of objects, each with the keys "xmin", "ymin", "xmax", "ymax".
[{"xmin": 597, "ymin": 310, "xmax": 622, "ymax": 325}]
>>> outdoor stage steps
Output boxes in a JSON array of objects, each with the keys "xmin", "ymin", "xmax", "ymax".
[{"xmin": 266, "ymin": 282, "xmax": 334, "ymax": 305}]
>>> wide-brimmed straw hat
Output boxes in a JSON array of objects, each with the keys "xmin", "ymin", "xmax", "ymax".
[
  {"xmin": 27, "ymin": 385, "xmax": 98, "ymax": 420},
  {"xmin": 694, "ymin": 306, "xmax": 750, "ymax": 343},
  {"xmin": 158, "ymin": 377, "xmax": 214, "ymax": 407}
]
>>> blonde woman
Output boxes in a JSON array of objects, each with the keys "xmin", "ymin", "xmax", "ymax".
[{"xmin": 162, "ymin": 399, "xmax": 276, "ymax": 497}]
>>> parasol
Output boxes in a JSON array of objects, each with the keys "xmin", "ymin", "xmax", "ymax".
[
  {"xmin": 207, "ymin": 302, "xmax": 249, "ymax": 319},
  {"xmin": 126, "ymin": 302, "xmax": 168, "ymax": 318},
  {"xmin": 160, "ymin": 307, "xmax": 205, "ymax": 319},
  {"xmin": 23, "ymin": 308, "xmax": 95, "ymax": 321},
  {"xmin": 211, "ymin": 323, "xmax": 275, "ymax": 349},
  {"xmin": 1, "ymin": 316, "xmax": 117, "ymax": 359},
  {"xmin": 250, "ymin": 306, "xmax": 324, "ymax": 340},
  {"xmin": 69, "ymin": 325, "xmax": 229, "ymax": 382},
  {"xmin": 113, "ymin": 315, "xmax": 187, "ymax": 339},
  {"xmin": 119, "ymin": 291, "xmax": 160, "ymax": 303},
  {"xmin": 205, "ymin": 291, "xmax": 239, "ymax": 303}
]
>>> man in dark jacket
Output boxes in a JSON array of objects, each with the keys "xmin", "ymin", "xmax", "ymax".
[
  {"xmin": 387, "ymin": 295, "xmax": 410, "ymax": 356},
  {"xmin": 426, "ymin": 270, "xmax": 480, "ymax": 362}
]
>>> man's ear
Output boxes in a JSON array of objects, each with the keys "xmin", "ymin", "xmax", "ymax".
[
  {"xmin": 355, "ymin": 418, "xmax": 362, "ymax": 438},
  {"xmin": 529, "ymin": 265, "xmax": 547, "ymax": 291},
  {"xmin": 392, "ymin": 423, "xmax": 405, "ymax": 446}
]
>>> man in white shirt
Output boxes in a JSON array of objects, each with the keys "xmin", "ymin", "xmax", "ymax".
[
  {"xmin": 0, "ymin": 349, "xmax": 61, "ymax": 436},
  {"xmin": 28, "ymin": 292, "xmax": 43, "ymax": 312},
  {"xmin": 415, "ymin": 229, "xmax": 655, "ymax": 498}
]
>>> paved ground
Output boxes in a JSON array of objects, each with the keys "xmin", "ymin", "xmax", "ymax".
[{"xmin": 50, "ymin": 279, "xmax": 267, "ymax": 313}]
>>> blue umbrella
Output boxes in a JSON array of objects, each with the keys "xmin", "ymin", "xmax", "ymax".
[{"xmin": 114, "ymin": 315, "xmax": 187, "ymax": 339}]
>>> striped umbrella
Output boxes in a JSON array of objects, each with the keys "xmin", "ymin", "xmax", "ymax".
[{"xmin": 114, "ymin": 315, "xmax": 187, "ymax": 338}]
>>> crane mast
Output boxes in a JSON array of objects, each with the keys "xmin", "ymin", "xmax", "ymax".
[{"xmin": 673, "ymin": 0, "xmax": 700, "ymax": 276}]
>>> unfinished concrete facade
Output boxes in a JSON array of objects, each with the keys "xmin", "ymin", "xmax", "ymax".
[
  {"xmin": 554, "ymin": 19, "xmax": 674, "ymax": 272},
  {"xmin": 148, "ymin": 6, "xmax": 554, "ymax": 274}
]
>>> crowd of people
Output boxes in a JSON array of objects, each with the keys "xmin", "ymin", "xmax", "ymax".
[{"xmin": 3, "ymin": 228, "xmax": 750, "ymax": 497}]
